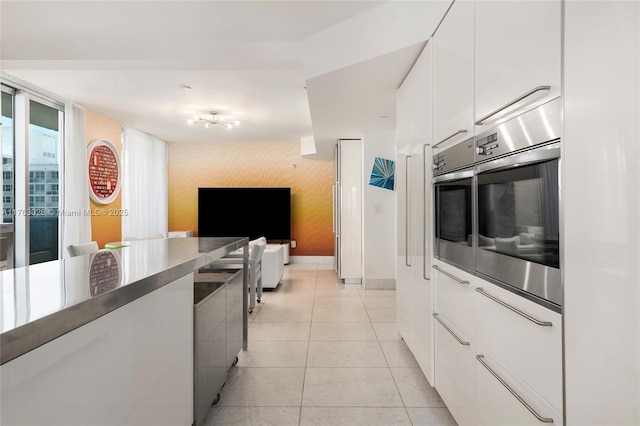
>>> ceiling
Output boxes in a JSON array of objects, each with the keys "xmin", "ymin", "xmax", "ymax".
[{"xmin": 1, "ymin": 1, "xmax": 421, "ymax": 156}]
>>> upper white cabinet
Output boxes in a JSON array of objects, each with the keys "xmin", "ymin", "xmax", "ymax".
[
  {"xmin": 433, "ymin": 0, "xmax": 474, "ymax": 148},
  {"xmin": 474, "ymin": 0, "xmax": 561, "ymax": 127}
]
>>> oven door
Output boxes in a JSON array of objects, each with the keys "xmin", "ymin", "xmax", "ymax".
[
  {"xmin": 434, "ymin": 169, "xmax": 474, "ymax": 273},
  {"xmin": 475, "ymin": 143, "xmax": 561, "ymax": 311}
]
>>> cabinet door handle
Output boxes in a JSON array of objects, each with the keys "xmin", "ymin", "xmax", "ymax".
[
  {"xmin": 475, "ymin": 86, "xmax": 551, "ymax": 125},
  {"xmin": 332, "ymin": 185, "xmax": 336, "ymax": 233},
  {"xmin": 433, "ymin": 313, "xmax": 470, "ymax": 345},
  {"xmin": 423, "ymin": 143, "xmax": 430, "ymax": 281},
  {"xmin": 476, "ymin": 355, "xmax": 554, "ymax": 423},
  {"xmin": 433, "ymin": 129, "xmax": 467, "ymax": 149},
  {"xmin": 432, "ymin": 265, "xmax": 469, "ymax": 284},
  {"xmin": 475, "ymin": 288, "xmax": 553, "ymax": 326},
  {"xmin": 405, "ymin": 155, "xmax": 412, "ymax": 267}
]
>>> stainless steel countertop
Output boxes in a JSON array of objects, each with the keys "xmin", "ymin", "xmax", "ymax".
[{"xmin": 0, "ymin": 237, "xmax": 248, "ymax": 365}]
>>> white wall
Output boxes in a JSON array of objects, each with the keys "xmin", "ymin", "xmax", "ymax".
[
  {"xmin": 563, "ymin": 1, "xmax": 640, "ymax": 424},
  {"xmin": 304, "ymin": 0, "xmax": 451, "ymax": 80},
  {"xmin": 362, "ymin": 130, "xmax": 397, "ymax": 287}
]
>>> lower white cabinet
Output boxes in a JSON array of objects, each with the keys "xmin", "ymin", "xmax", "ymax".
[
  {"xmin": 475, "ymin": 349, "xmax": 563, "ymax": 426},
  {"xmin": 474, "ymin": 283, "xmax": 562, "ymax": 411},
  {"xmin": 433, "ymin": 261, "xmax": 476, "ymax": 337},
  {"xmin": 433, "ymin": 259, "xmax": 563, "ymax": 425},
  {"xmin": 0, "ymin": 274, "xmax": 194, "ymax": 425},
  {"xmin": 434, "ymin": 312, "xmax": 476, "ymax": 426}
]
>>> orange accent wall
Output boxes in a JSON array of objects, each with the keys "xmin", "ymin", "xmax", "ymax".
[
  {"xmin": 85, "ymin": 110, "xmax": 122, "ymax": 248},
  {"xmin": 168, "ymin": 141, "xmax": 334, "ymax": 256}
]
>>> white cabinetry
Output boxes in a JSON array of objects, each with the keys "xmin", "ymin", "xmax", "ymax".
[
  {"xmin": 434, "ymin": 311, "xmax": 476, "ymax": 426},
  {"xmin": 395, "ymin": 41, "xmax": 434, "ymax": 382},
  {"xmin": 433, "ymin": 0, "xmax": 474, "ymax": 147},
  {"xmin": 398, "ymin": 1, "xmax": 568, "ymax": 424},
  {"xmin": 335, "ymin": 139, "xmax": 362, "ymax": 283},
  {"xmin": 474, "ymin": 0, "xmax": 561, "ymax": 128},
  {"xmin": 475, "ymin": 349, "xmax": 563, "ymax": 426},
  {"xmin": 563, "ymin": 2, "xmax": 640, "ymax": 425},
  {"xmin": 432, "ymin": 259, "xmax": 563, "ymax": 425},
  {"xmin": 474, "ymin": 283, "xmax": 562, "ymax": 411},
  {"xmin": 0, "ymin": 274, "xmax": 194, "ymax": 425},
  {"xmin": 433, "ymin": 263, "xmax": 476, "ymax": 338}
]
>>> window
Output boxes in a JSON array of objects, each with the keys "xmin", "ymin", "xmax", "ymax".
[
  {"xmin": 47, "ymin": 183, "xmax": 58, "ymax": 195},
  {"xmin": 2, "ymin": 83, "xmax": 64, "ymax": 267},
  {"xmin": 2, "ymin": 89, "xmax": 14, "ymax": 226},
  {"xmin": 29, "ymin": 99, "xmax": 62, "ymax": 264},
  {"xmin": 30, "ymin": 171, "xmax": 46, "ymax": 182}
]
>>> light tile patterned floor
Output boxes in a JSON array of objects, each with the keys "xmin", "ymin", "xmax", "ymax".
[{"xmin": 202, "ymin": 262, "xmax": 457, "ymax": 426}]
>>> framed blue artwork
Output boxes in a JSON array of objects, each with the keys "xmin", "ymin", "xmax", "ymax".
[{"xmin": 369, "ymin": 157, "xmax": 395, "ymax": 190}]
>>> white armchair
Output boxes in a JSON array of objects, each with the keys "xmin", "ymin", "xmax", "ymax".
[
  {"xmin": 213, "ymin": 239, "xmax": 266, "ymax": 313},
  {"xmin": 67, "ymin": 241, "xmax": 99, "ymax": 257}
]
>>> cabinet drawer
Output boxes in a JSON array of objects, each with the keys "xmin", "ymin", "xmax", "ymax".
[
  {"xmin": 476, "ymin": 350, "xmax": 563, "ymax": 426},
  {"xmin": 474, "ymin": 280, "xmax": 562, "ymax": 411},
  {"xmin": 434, "ymin": 262, "xmax": 476, "ymax": 336},
  {"xmin": 434, "ymin": 312, "xmax": 476, "ymax": 426}
]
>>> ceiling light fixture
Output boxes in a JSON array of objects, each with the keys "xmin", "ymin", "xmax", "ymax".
[{"xmin": 187, "ymin": 112, "xmax": 240, "ymax": 129}]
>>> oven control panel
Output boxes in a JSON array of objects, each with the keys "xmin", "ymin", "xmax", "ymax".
[{"xmin": 432, "ymin": 137, "xmax": 475, "ymax": 176}]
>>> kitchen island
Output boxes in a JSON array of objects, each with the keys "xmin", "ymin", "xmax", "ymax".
[{"xmin": 0, "ymin": 237, "xmax": 248, "ymax": 426}]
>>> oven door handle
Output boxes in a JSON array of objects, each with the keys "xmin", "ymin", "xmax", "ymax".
[
  {"xmin": 423, "ymin": 143, "xmax": 431, "ymax": 281},
  {"xmin": 405, "ymin": 155, "xmax": 412, "ymax": 267},
  {"xmin": 433, "ymin": 169, "xmax": 474, "ymax": 184},
  {"xmin": 475, "ymin": 144, "xmax": 560, "ymax": 175},
  {"xmin": 475, "ymin": 86, "xmax": 551, "ymax": 125}
]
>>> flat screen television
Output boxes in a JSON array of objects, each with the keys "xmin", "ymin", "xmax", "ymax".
[{"xmin": 198, "ymin": 187, "xmax": 291, "ymax": 241}]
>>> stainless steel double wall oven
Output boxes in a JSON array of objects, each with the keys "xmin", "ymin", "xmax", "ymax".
[{"xmin": 434, "ymin": 98, "xmax": 562, "ymax": 312}]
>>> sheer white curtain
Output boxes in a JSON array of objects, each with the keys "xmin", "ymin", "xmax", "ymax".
[
  {"xmin": 121, "ymin": 126, "xmax": 168, "ymax": 240},
  {"xmin": 62, "ymin": 103, "xmax": 91, "ymax": 258}
]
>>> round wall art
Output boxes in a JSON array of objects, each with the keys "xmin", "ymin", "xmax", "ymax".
[{"xmin": 87, "ymin": 139, "xmax": 121, "ymax": 204}]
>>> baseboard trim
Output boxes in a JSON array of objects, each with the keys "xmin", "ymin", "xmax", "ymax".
[
  {"xmin": 289, "ymin": 256, "xmax": 334, "ymax": 264},
  {"xmin": 363, "ymin": 278, "xmax": 396, "ymax": 290}
]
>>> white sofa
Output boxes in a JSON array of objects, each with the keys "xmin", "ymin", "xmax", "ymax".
[
  {"xmin": 224, "ymin": 239, "xmax": 285, "ymax": 289},
  {"xmin": 262, "ymin": 244, "xmax": 284, "ymax": 289}
]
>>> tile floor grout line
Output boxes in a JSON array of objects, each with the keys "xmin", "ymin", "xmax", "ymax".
[{"xmin": 297, "ymin": 267, "xmax": 318, "ymax": 425}]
